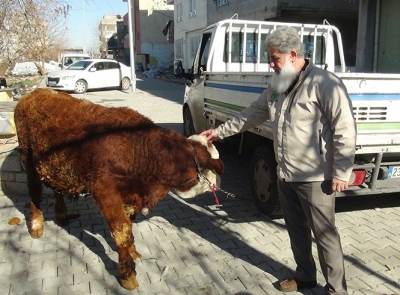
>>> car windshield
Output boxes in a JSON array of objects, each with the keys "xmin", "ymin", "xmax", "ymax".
[{"xmin": 67, "ymin": 60, "xmax": 93, "ymax": 70}]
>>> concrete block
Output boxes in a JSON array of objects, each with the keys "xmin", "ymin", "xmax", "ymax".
[
  {"xmin": 15, "ymin": 172, "xmax": 27, "ymax": 183},
  {"xmin": 0, "ymin": 154, "xmax": 22, "ymax": 172},
  {"xmin": 58, "ymin": 282, "xmax": 90, "ymax": 295},
  {"xmin": 0, "ymin": 172, "xmax": 15, "ymax": 181}
]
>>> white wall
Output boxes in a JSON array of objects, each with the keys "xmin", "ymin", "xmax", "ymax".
[
  {"xmin": 173, "ymin": 0, "xmax": 207, "ymax": 71},
  {"xmin": 138, "ymin": 0, "xmax": 174, "ymax": 68}
]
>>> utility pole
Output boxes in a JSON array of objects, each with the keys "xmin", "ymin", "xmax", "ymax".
[
  {"xmin": 83, "ymin": 0, "xmax": 86, "ymax": 54},
  {"xmin": 124, "ymin": 0, "xmax": 136, "ymax": 92}
]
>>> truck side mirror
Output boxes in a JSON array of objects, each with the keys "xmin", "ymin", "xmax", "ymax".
[{"xmin": 184, "ymin": 66, "xmax": 196, "ymax": 82}]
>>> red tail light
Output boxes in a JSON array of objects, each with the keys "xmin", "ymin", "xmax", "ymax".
[{"xmin": 349, "ymin": 170, "xmax": 367, "ymax": 186}]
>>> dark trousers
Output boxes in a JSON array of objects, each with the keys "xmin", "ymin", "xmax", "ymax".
[{"xmin": 278, "ymin": 179, "xmax": 347, "ymax": 294}]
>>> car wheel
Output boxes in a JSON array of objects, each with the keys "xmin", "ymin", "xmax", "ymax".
[
  {"xmin": 74, "ymin": 79, "xmax": 88, "ymax": 94},
  {"xmin": 250, "ymin": 144, "xmax": 282, "ymax": 217},
  {"xmin": 121, "ymin": 77, "xmax": 130, "ymax": 91},
  {"xmin": 183, "ymin": 107, "xmax": 195, "ymax": 137}
]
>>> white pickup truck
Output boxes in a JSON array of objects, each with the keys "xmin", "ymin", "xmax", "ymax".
[
  {"xmin": 182, "ymin": 19, "xmax": 400, "ymax": 217},
  {"xmin": 59, "ymin": 53, "xmax": 91, "ymax": 70}
]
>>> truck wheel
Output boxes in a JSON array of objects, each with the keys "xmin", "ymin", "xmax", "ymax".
[
  {"xmin": 183, "ymin": 107, "xmax": 195, "ymax": 137},
  {"xmin": 74, "ymin": 79, "xmax": 88, "ymax": 94},
  {"xmin": 250, "ymin": 144, "xmax": 282, "ymax": 217}
]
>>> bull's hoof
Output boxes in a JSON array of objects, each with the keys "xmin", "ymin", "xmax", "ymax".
[
  {"xmin": 118, "ymin": 259, "xmax": 139, "ymax": 290},
  {"xmin": 121, "ymin": 274, "xmax": 139, "ymax": 290},
  {"xmin": 30, "ymin": 216, "xmax": 44, "ymax": 238},
  {"xmin": 30, "ymin": 228, "xmax": 44, "ymax": 238},
  {"xmin": 29, "ymin": 203, "xmax": 44, "ymax": 238}
]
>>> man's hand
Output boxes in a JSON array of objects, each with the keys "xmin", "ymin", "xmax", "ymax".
[
  {"xmin": 200, "ymin": 129, "xmax": 219, "ymax": 142},
  {"xmin": 332, "ymin": 178, "xmax": 348, "ymax": 192}
]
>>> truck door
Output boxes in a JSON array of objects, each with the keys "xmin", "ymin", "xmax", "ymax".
[{"xmin": 183, "ymin": 33, "xmax": 212, "ymax": 137}]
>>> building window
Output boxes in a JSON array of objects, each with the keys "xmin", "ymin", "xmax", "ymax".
[
  {"xmin": 177, "ymin": 3, "xmax": 183, "ymax": 22},
  {"xmin": 217, "ymin": 0, "xmax": 228, "ymax": 7},
  {"xmin": 189, "ymin": 0, "xmax": 196, "ymax": 17},
  {"xmin": 176, "ymin": 39, "xmax": 183, "ymax": 58},
  {"xmin": 190, "ymin": 36, "xmax": 200, "ymax": 58}
]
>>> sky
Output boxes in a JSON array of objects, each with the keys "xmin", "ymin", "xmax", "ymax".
[{"xmin": 66, "ymin": 0, "xmax": 129, "ymax": 51}]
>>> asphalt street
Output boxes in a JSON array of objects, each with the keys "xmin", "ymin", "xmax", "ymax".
[{"xmin": 0, "ymin": 76, "xmax": 399, "ymax": 295}]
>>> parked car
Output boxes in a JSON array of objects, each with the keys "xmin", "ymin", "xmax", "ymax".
[{"xmin": 46, "ymin": 59, "xmax": 132, "ymax": 94}]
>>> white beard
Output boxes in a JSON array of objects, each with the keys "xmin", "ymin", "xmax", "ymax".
[{"xmin": 268, "ymin": 57, "xmax": 298, "ymax": 93}]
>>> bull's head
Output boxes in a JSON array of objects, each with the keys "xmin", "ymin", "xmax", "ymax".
[{"xmin": 175, "ymin": 135, "xmax": 224, "ymax": 198}]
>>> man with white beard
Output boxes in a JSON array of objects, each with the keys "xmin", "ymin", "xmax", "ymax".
[{"xmin": 200, "ymin": 26, "xmax": 356, "ymax": 294}]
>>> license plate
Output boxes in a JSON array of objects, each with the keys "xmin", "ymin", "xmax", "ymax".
[
  {"xmin": 388, "ymin": 166, "xmax": 400, "ymax": 178},
  {"xmin": 48, "ymin": 81, "xmax": 56, "ymax": 85}
]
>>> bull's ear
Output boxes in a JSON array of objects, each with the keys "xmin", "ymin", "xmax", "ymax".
[
  {"xmin": 190, "ymin": 139, "xmax": 224, "ymax": 174},
  {"xmin": 210, "ymin": 158, "xmax": 224, "ymax": 175}
]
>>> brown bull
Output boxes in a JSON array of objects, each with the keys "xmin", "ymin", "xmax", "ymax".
[{"xmin": 14, "ymin": 88, "xmax": 224, "ymax": 290}]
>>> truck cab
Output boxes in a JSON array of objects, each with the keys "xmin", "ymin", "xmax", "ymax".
[{"xmin": 59, "ymin": 54, "xmax": 91, "ymax": 70}]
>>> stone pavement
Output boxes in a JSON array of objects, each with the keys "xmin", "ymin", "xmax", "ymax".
[{"xmin": 0, "ymin": 77, "xmax": 400, "ymax": 295}]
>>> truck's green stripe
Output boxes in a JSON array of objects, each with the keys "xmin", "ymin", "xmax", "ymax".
[
  {"xmin": 205, "ymin": 98, "xmax": 245, "ymax": 112},
  {"xmin": 206, "ymin": 98, "xmax": 400, "ymax": 131},
  {"xmin": 356, "ymin": 122, "xmax": 400, "ymax": 130}
]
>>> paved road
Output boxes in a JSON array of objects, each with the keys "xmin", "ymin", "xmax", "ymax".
[{"xmin": 1, "ymin": 77, "xmax": 399, "ymax": 295}]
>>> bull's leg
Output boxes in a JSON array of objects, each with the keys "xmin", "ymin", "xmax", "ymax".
[
  {"xmin": 54, "ymin": 192, "xmax": 68, "ymax": 226},
  {"xmin": 95, "ymin": 194, "xmax": 141, "ymax": 290},
  {"xmin": 25, "ymin": 152, "xmax": 44, "ymax": 238}
]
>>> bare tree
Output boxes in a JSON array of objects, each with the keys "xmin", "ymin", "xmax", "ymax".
[{"xmin": 0, "ymin": 0, "xmax": 70, "ymax": 76}]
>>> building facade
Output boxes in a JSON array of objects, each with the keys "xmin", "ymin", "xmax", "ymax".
[
  {"xmin": 356, "ymin": 0, "xmax": 400, "ymax": 73},
  {"xmin": 172, "ymin": 0, "xmax": 207, "ymax": 75},
  {"xmin": 119, "ymin": 0, "xmax": 174, "ymax": 69},
  {"xmin": 167, "ymin": 0, "xmax": 398, "ymax": 74},
  {"xmin": 99, "ymin": 15, "xmax": 123, "ymax": 59}
]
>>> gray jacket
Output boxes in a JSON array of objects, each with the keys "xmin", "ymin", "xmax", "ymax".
[{"xmin": 215, "ymin": 61, "xmax": 357, "ymax": 182}]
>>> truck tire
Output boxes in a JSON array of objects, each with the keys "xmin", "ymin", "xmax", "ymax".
[
  {"xmin": 183, "ymin": 107, "xmax": 195, "ymax": 137},
  {"xmin": 250, "ymin": 144, "xmax": 282, "ymax": 217}
]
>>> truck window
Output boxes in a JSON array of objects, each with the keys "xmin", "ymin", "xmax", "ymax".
[
  {"xmin": 224, "ymin": 30, "xmax": 326, "ymax": 66},
  {"xmin": 67, "ymin": 56, "xmax": 90, "ymax": 65},
  {"xmin": 224, "ymin": 32, "xmax": 269, "ymax": 63},
  {"xmin": 194, "ymin": 33, "xmax": 211, "ymax": 74},
  {"xmin": 303, "ymin": 35, "xmax": 326, "ymax": 65}
]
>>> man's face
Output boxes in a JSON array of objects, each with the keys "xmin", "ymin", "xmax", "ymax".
[
  {"xmin": 268, "ymin": 48, "xmax": 299, "ymax": 93},
  {"xmin": 268, "ymin": 48, "xmax": 287, "ymax": 74}
]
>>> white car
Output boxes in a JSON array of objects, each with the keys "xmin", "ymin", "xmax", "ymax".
[{"xmin": 46, "ymin": 59, "xmax": 132, "ymax": 94}]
